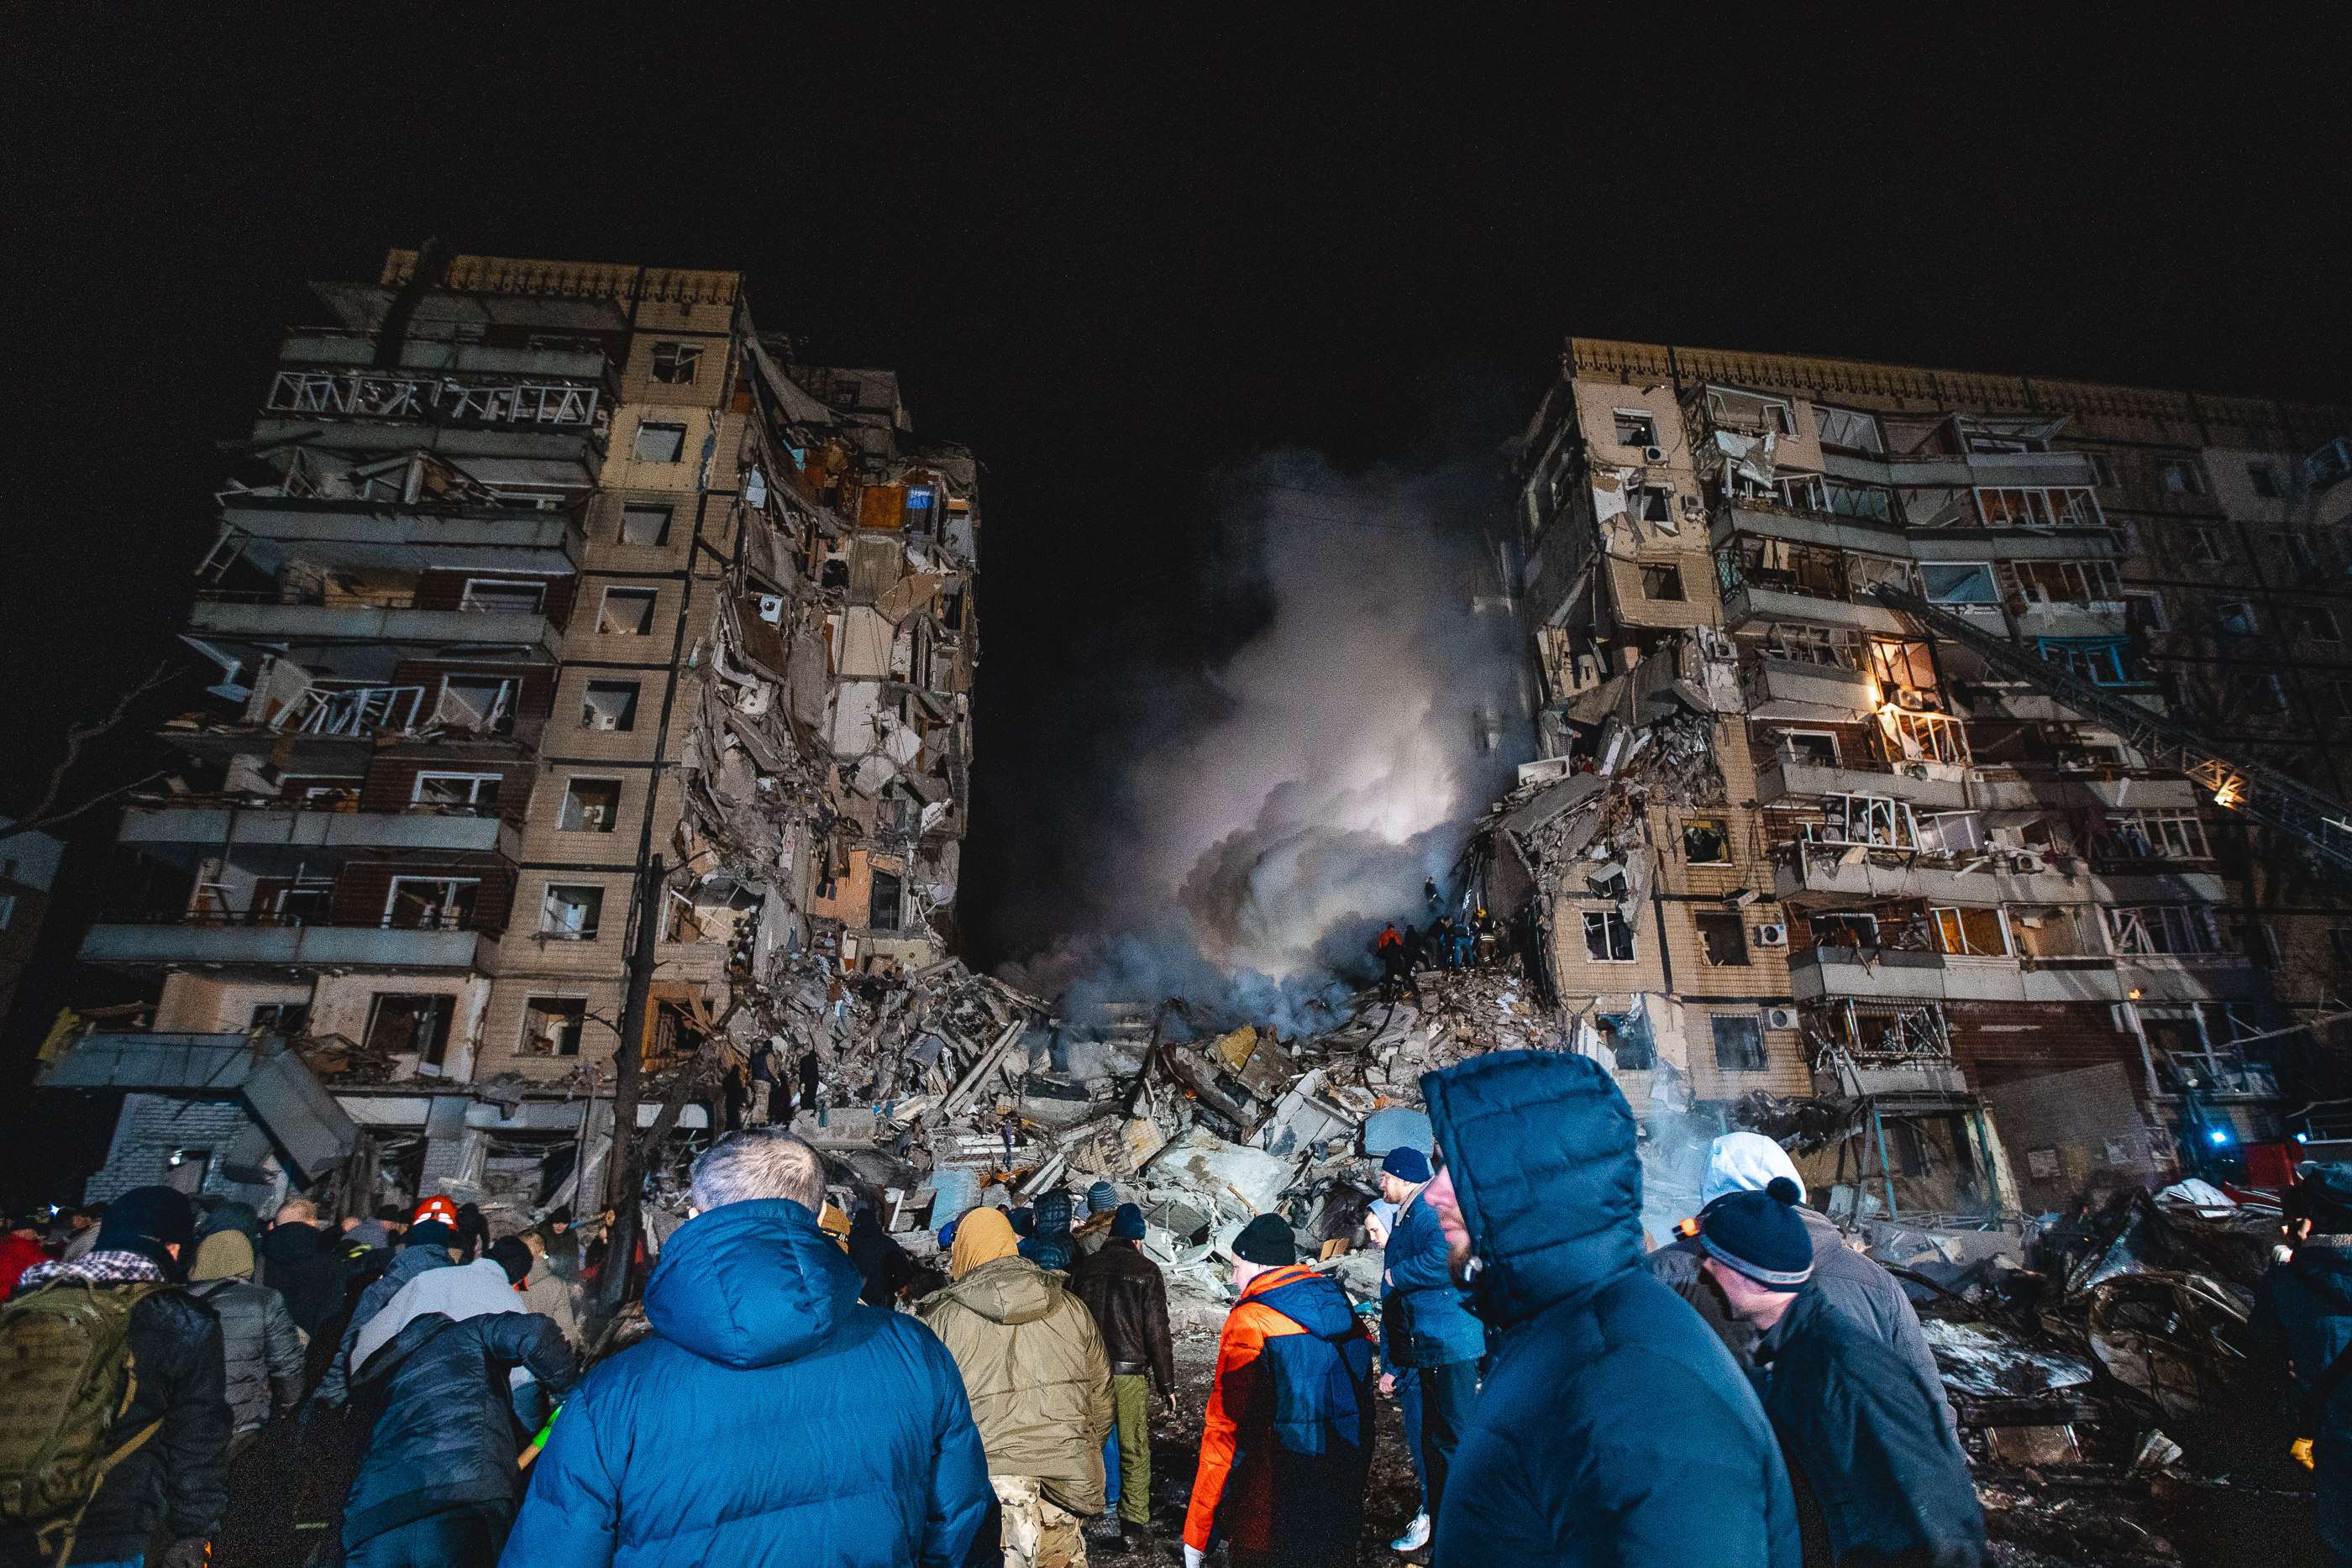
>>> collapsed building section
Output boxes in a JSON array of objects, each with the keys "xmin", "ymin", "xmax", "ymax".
[{"xmin": 45, "ymin": 249, "xmax": 980, "ymax": 1240}]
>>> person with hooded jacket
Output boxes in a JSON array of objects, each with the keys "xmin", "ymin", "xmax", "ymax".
[
  {"xmin": 2254, "ymin": 1161, "xmax": 2352, "ymax": 1566},
  {"xmin": 1419, "ymin": 1051, "xmax": 1800, "ymax": 1568},
  {"xmin": 2, "ymin": 1186, "xmax": 232, "ymax": 1568},
  {"xmin": 344, "ymin": 1306, "xmax": 576, "ymax": 1565},
  {"xmin": 186, "ymin": 1229, "xmax": 304, "ymax": 1455},
  {"xmin": 1020, "ymin": 1190, "xmax": 1078, "ymax": 1277},
  {"xmin": 312, "ymin": 1209, "xmax": 463, "ymax": 1411},
  {"xmin": 920, "ymin": 1207, "xmax": 1113, "ymax": 1565},
  {"xmin": 1649, "ymin": 1132, "xmax": 1955, "ymax": 1433},
  {"xmin": 1070, "ymin": 1204, "xmax": 1176, "ymax": 1550},
  {"xmin": 505, "ymin": 1130, "xmax": 993, "ymax": 1568},
  {"xmin": 1183, "ymin": 1214, "xmax": 1375, "ymax": 1568}
]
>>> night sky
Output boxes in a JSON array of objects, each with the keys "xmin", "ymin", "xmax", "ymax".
[{"xmin": 4, "ymin": 12, "xmax": 2347, "ymax": 1073}]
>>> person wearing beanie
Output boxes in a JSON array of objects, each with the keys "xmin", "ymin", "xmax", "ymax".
[
  {"xmin": 1362, "ymin": 1199, "xmax": 1429, "ymax": 1544},
  {"xmin": 1703, "ymin": 1178, "xmax": 1987, "ymax": 1567},
  {"xmin": 918, "ymin": 1204, "xmax": 1115, "ymax": 1564},
  {"xmin": 312, "ymin": 1207, "xmax": 469, "ymax": 1411},
  {"xmin": 1072, "ymin": 1202, "xmax": 1178, "ymax": 1549},
  {"xmin": 1374, "ymin": 1141, "xmax": 1482, "ymax": 1555},
  {"xmin": 1183, "ymin": 1213, "xmax": 1373, "ymax": 1568},
  {"xmin": 1075, "ymin": 1180, "xmax": 1124, "ymax": 1260},
  {"xmin": 1649, "ymin": 1134, "xmax": 1955, "ymax": 1434},
  {"xmin": 2255, "ymin": 1161, "xmax": 2352, "ymax": 1566},
  {"xmin": 2, "ymin": 1185, "xmax": 231, "ymax": 1568},
  {"xmin": 1417, "ymin": 1052, "xmax": 1799, "ymax": 1568},
  {"xmin": 187, "ymin": 1229, "xmax": 306, "ymax": 1454},
  {"xmin": 1021, "ymin": 1188, "xmax": 1079, "ymax": 1274}
]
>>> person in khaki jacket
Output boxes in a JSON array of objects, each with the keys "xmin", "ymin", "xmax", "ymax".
[{"xmin": 919, "ymin": 1207, "xmax": 1114, "ymax": 1568}]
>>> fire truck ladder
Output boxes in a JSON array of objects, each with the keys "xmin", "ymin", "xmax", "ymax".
[{"xmin": 1871, "ymin": 584, "xmax": 2352, "ymax": 876}]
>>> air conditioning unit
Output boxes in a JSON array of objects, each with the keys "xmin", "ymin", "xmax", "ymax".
[
  {"xmin": 1767, "ymin": 1007, "xmax": 1798, "ymax": 1030},
  {"xmin": 1643, "ymin": 445, "xmax": 1667, "ymax": 464},
  {"xmin": 757, "ymin": 595, "xmax": 785, "ymax": 625},
  {"xmin": 1680, "ymin": 495, "xmax": 1704, "ymax": 515},
  {"xmin": 586, "ymin": 712, "xmax": 619, "ymax": 732},
  {"xmin": 1754, "ymin": 924, "xmax": 1790, "ymax": 947}
]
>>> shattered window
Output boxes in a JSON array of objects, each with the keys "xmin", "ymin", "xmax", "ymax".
[
  {"xmin": 633, "ymin": 421, "xmax": 687, "ymax": 463},
  {"xmin": 2038, "ymin": 637, "xmax": 2134, "ymax": 684},
  {"xmin": 1929, "ymin": 906, "xmax": 2010, "ymax": 957},
  {"xmin": 2215, "ymin": 600, "xmax": 2259, "ymax": 635},
  {"xmin": 1682, "ymin": 816, "xmax": 1731, "ymax": 864},
  {"xmin": 520, "ymin": 996, "xmax": 585, "ymax": 1056},
  {"xmin": 2106, "ymin": 810, "xmax": 2208, "ymax": 859},
  {"xmin": 1705, "ymin": 386, "xmax": 1795, "ymax": 437},
  {"xmin": 1816, "ymin": 793, "xmax": 1915, "ymax": 848},
  {"xmin": 1921, "ymin": 563, "xmax": 1998, "ymax": 606},
  {"xmin": 1583, "ymin": 910, "xmax": 1635, "ymax": 963},
  {"xmin": 364, "ymin": 994, "xmax": 454, "ymax": 1067},
  {"xmin": 1914, "ymin": 811, "xmax": 1985, "ymax": 856},
  {"xmin": 459, "ymin": 579, "xmax": 546, "ymax": 616},
  {"xmin": 385, "ymin": 878, "xmax": 477, "ymax": 931},
  {"xmin": 1825, "ymin": 479, "xmax": 1895, "ymax": 523},
  {"xmin": 2108, "ymin": 905, "xmax": 2220, "ymax": 955},
  {"xmin": 598, "ymin": 587, "xmax": 658, "ymax": 635},
  {"xmin": 651, "ymin": 342, "xmax": 701, "ymax": 385},
  {"xmin": 1711, "ymin": 1016, "xmax": 1767, "ymax": 1071},
  {"xmin": 620, "ymin": 505, "xmax": 673, "ymax": 546},
  {"xmin": 1814, "ymin": 406, "xmax": 1882, "ymax": 453},
  {"xmin": 1778, "ymin": 732, "xmax": 1840, "ymax": 768},
  {"xmin": 559, "ymin": 779, "xmax": 622, "ymax": 833},
  {"xmin": 411, "ymin": 772, "xmax": 501, "ymax": 815},
  {"xmin": 1695, "ymin": 912, "xmax": 1750, "ymax": 967},
  {"xmin": 1614, "ymin": 411, "xmax": 1657, "ymax": 448},
  {"xmin": 2192, "ymin": 527, "xmax": 2229, "ymax": 564},
  {"xmin": 1809, "ymin": 913, "xmax": 1880, "ymax": 948},
  {"xmin": 2160, "ymin": 460, "xmax": 2205, "ymax": 495},
  {"xmin": 1640, "ymin": 564, "xmax": 1684, "ymax": 600},
  {"xmin": 2013, "ymin": 559, "xmax": 2121, "ymax": 606},
  {"xmin": 581, "ymin": 680, "xmax": 639, "ymax": 731},
  {"xmin": 540, "ymin": 884, "xmax": 602, "ymax": 941}
]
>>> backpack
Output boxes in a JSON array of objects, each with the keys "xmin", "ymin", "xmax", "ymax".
[{"xmin": 0, "ymin": 1280, "xmax": 174, "ymax": 1564}]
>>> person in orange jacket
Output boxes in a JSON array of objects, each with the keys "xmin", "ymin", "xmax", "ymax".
[{"xmin": 1183, "ymin": 1215, "xmax": 1375, "ymax": 1568}]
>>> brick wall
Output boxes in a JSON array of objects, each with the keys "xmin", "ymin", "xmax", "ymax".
[
  {"xmin": 1980, "ymin": 1060, "xmax": 2176, "ymax": 1214},
  {"xmin": 86, "ymin": 1093, "xmax": 257, "ymax": 1203},
  {"xmin": 1946, "ymin": 999, "xmax": 2141, "ymax": 1088}
]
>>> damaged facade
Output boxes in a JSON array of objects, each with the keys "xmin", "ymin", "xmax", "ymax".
[
  {"xmin": 1502, "ymin": 337, "xmax": 2352, "ymax": 1227},
  {"xmin": 48, "ymin": 249, "xmax": 981, "ymax": 1232}
]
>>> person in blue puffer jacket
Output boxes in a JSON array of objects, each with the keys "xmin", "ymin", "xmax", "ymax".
[
  {"xmin": 1420, "ymin": 1051, "xmax": 1800, "ymax": 1568},
  {"xmin": 501, "ymin": 1130, "xmax": 994, "ymax": 1568},
  {"xmin": 1377, "ymin": 1143, "xmax": 1484, "ymax": 1550}
]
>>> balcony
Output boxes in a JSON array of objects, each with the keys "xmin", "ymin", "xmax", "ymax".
[
  {"xmin": 278, "ymin": 330, "xmax": 612, "ymax": 384},
  {"xmin": 1745, "ymin": 658, "xmax": 1875, "ymax": 721},
  {"xmin": 1791, "ymin": 947, "xmax": 2121, "ymax": 1004},
  {"xmin": 218, "ymin": 496, "xmax": 580, "ymax": 577},
  {"xmin": 1719, "ymin": 582, "xmax": 1908, "ymax": 636},
  {"xmin": 2008, "ymin": 598, "xmax": 2129, "ymax": 641},
  {"xmin": 118, "ymin": 802, "xmax": 508, "ymax": 856},
  {"xmin": 1752, "ymin": 759, "xmax": 2202, "ymax": 813},
  {"xmin": 1774, "ymin": 847, "xmax": 2225, "ymax": 908},
  {"xmin": 250, "ymin": 368, "xmax": 608, "ymax": 480},
  {"xmin": 188, "ymin": 590, "xmax": 552, "ymax": 650},
  {"xmin": 81, "ymin": 915, "xmax": 480, "ymax": 972}
]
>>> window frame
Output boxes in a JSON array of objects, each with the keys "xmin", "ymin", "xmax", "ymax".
[
  {"xmin": 382, "ymin": 876, "xmax": 480, "ymax": 931},
  {"xmin": 2159, "ymin": 459, "xmax": 2206, "ymax": 495},
  {"xmin": 410, "ymin": 771, "xmax": 502, "ymax": 813},
  {"xmin": 632, "ymin": 420, "xmax": 688, "ymax": 464},
  {"xmin": 618, "ymin": 503, "xmax": 674, "ymax": 546},
  {"xmin": 1711, "ymin": 1015, "xmax": 1769, "ymax": 1072},
  {"xmin": 1814, "ymin": 406, "xmax": 1883, "ymax": 454},
  {"xmin": 1921, "ymin": 561, "xmax": 1999, "ymax": 606},
  {"xmin": 1583, "ymin": 909, "xmax": 1637, "ymax": 963},
  {"xmin": 650, "ymin": 341, "xmax": 702, "ymax": 385},
  {"xmin": 1929, "ymin": 905, "xmax": 2012, "ymax": 957},
  {"xmin": 596, "ymin": 585, "xmax": 659, "ymax": 636},
  {"xmin": 558, "ymin": 776, "xmax": 624, "ymax": 833},
  {"xmin": 457, "ymin": 578, "xmax": 547, "ymax": 616},
  {"xmin": 538, "ymin": 883, "xmax": 605, "ymax": 941},
  {"xmin": 1611, "ymin": 410, "xmax": 1657, "ymax": 448}
]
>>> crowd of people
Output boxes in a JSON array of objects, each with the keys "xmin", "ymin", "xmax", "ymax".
[{"xmin": 13, "ymin": 1046, "xmax": 2352, "ymax": 1566}]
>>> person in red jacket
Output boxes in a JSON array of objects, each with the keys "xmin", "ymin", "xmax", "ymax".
[
  {"xmin": 1184, "ymin": 1215, "xmax": 1375, "ymax": 1568},
  {"xmin": 0, "ymin": 1213, "xmax": 50, "ymax": 1296}
]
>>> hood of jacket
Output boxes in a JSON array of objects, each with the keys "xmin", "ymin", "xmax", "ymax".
[
  {"xmin": 1421, "ymin": 1050, "xmax": 1644, "ymax": 1328},
  {"xmin": 2295, "ymin": 1237, "xmax": 2352, "ymax": 1311},
  {"xmin": 260, "ymin": 1221, "xmax": 325, "ymax": 1266},
  {"xmin": 933, "ymin": 1253, "xmax": 1061, "ymax": 1325},
  {"xmin": 1248, "ymin": 1266, "xmax": 1358, "ymax": 1340},
  {"xmin": 645, "ymin": 1198, "xmax": 863, "ymax": 1370}
]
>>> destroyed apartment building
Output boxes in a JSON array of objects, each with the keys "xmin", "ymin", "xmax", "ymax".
[
  {"xmin": 1494, "ymin": 335, "xmax": 2352, "ymax": 1229},
  {"xmin": 42, "ymin": 248, "xmax": 983, "ymax": 1231}
]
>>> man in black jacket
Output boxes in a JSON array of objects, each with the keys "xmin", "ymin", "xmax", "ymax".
[
  {"xmin": 3, "ymin": 1186, "xmax": 231, "ymax": 1568},
  {"xmin": 1071, "ymin": 1203, "xmax": 1175, "ymax": 1551},
  {"xmin": 260, "ymin": 1197, "xmax": 345, "ymax": 1339},
  {"xmin": 344, "ymin": 1308, "xmax": 576, "ymax": 1566},
  {"xmin": 1701, "ymin": 1181, "xmax": 1987, "ymax": 1568}
]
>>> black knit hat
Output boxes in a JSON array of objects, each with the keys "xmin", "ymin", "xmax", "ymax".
[
  {"xmin": 94, "ymin": 1186, "xmax": 198, "ymax": 1280},
  {"xmin": 403, "ymin": 1219, "xmax": 458, "ymax": 1251},
  {"xmin": 1111, "ymin": 1203, "xmax": 1147, "ymax": 1240},
  {"xmin": 487, "ymin": 1235, "xmax": 534, "ymax": 1287},
  {"xmin": 1232, "ymin": 1214, "xmax": 1297, "ymax": 1267},
  {"xmin": 1698, "ymin": 1177, "xmax": 1814, "ymax": 1288}
]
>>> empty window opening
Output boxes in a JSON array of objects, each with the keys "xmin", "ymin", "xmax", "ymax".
[
  {"xmin": 1810, "ymin": 913, "xmax": 1881, "ymax": 948},
  {"xmin": 1695, "ymin": 912, "xmax": 1751, "ymax": 967},
  {"xmin": 1639, "ymin": 485, "xmax": 1673, "ymax": 522},
  {"xmin": 541, "ymin": 884, "xmax": 603, "ymax": 940},
  {"xmin": 1712, "ymin": 1015, "xmax": 1768, "ymax": 1071},
  {"xmin": 2160, "ymin": 460, "xmax": 2205, "ymax": 495},
  {"xmin": 2307, "ymin": 606, "xmax": 2343, "ymax": 642},
  {"xmin": 1930, "ymin": 906, "xmax": 2011, "ymax": 957},
  {"xmin": 1778, "ymin": 732, "xmax": 1841, "ymax": 768},
  {"xmin": 651, "ymin": 342, "xmax": 702, "ymax": 385},
  {"xmin": 1583, "ymin": 910, "xmax": 1636, "ymax": 962},
  {"xmin": 580, "ymin": 680, "xmax": 640, "ymax": 731},
  {"xmin": 412, "ymin": 772, "xmax": 501, "ymax": 815},
  {"xmin": 385, "ymin": 877, "xmax": 478, "ymax": 931},
  {"xmin": 2251, "ymin": 463, "xmax": 2282, "ymax": 499},
  {"xmin": 364, "ymin": 994, "xmax": 455, "ymax": 1067},
  {"xmin": 1613, "ymin": 411, "xmax": 1657, "ymax": 448},
  {"xmin": 520, "ymin": 996, "xmax": 586, "ymax": 1057},
  {"xmin": 2232, "ymin": 671, "xmax": 2288, "ymax": 712},
  {"xmin": 1975, "ymin": 487, "xmax": 2103, "ymax": 529},
  {"xmin": 1683, "ymin": 816, "xmax": 1732, "ymax": 864},
  {"xmin": 619, "ymin": 504, "xmax": 673, "ymax": 546},
  {"xmin": 459, "ymin": 579, "xmax": 545, "ymax": 616},
  {"xmin": 2108, "ymin": 905, "xmax": 2220, "ymax": 956},
  {"xmin": 249, "ymin": 1003, "xmax": 310, "ymax": 1035},
  {"xmin": 1815, "ymin": 794, "xmax": 1916, "ymax": 849},
  {"xmin": 2087, "ymin": 454, "xmax": 2119, "ymax": 487},
  {"xmin": 633, "ymin": 421, "xmax": 687, "ymax": 463},
  {"xmin": 869, "ymin": 869, "xmax": 903, "ymax": 931},
  {"xmin": 560, "ymin": 779, "xmax": 622, "ymax": 832},
  {"xmin": 2013, "ymin": 559, "xmax": 2121, "ymax": 606},
  {"xmin": 598, "ymin": 586, "xmax": 658, "ymax": 635},
  {"xmin": 1596, "ymin": 1014, "xmax": 1653, "ymax": 1071},
  {"xmin": 2285, "ymin": 534, "xmax": 2323, "ymax": 577},
  {"xmin": 2216, "ymin": 600, "xmax": 2260, "ymax": 635},
  {"xmin": 1641, "ymin": 564, "xmax": 1685, "ymax": 600},
  {"xmin": 436, "ymin": 676, "xmax": 517, "ymax": 736},
  {"xmin": 2192, "ymin": 527, "xmax": 2229, "ymax": 564}
]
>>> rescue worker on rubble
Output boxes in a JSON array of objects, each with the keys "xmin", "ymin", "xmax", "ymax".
[
  {"xmin": 1373, "ymin": 922, "xmax": 1407, "ymax": 1001},
  {"xmin": 1446, "ymin": 919, "xmax": 1475, "ymax": 974},
  {"xmin": 920, "ymin": 1207, "xmax": 1114, "ymax": 1568},
  {"xmin": 1647, "ymin": 1132, "xmax": 1954, "ymax": 1431},
  {"xmin": 1418, "ymin": 1051, "xmax": 1799, "ymax": 1566},
  {"xmin": 1184, "ymin": 1214, "xmax": 1374, "ymax": 1568},
  {"xmin": 1696, "ymin": 1181, "xmax": 1988, "ymax": 1567},
  {"xmin": 505, "ymin": 1130, "xmax": 993, "ymax": 1568},
  {"xmin": 1375, "ymin": 1145, "xmax": 1483, "ymax": 1553},
  {"xmin": 1425, "ymin": 875, "xmax": 1441, "ymax": 911},
  {"xmin": 2255, "ymin": 1161, "xmax": 2352, "ymax": 1568},
  {"xmin": 1468, "ymin": 908, "xmax": 1497, "ymax": 970},
  {"xmin": 1071, "ymin": 1204, "xmax": 1177, "ymax": 1554}
]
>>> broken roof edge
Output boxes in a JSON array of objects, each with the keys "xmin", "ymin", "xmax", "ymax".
[{"xmin": 380, "ymin": 249, "xmax": 743, "ymax": 307}]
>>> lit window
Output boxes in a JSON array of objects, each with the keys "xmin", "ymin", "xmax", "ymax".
[
  {"xmin": 1583, "ymin": 910, "xmax": 1636, "ymax": 962},
  {"xmin": 1931, "ymin": 906, "xmax": 2011, "ymax": 957}
]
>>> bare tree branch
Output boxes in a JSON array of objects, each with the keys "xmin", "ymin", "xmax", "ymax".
[{"xmin": 1, "ymin": 663, "xmax": 186, "ymax": 841}]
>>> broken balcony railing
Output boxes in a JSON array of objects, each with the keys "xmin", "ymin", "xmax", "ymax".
[
  {"xmin": 267, "ymin": 370, "xmax": 605, "ymax": 428},
  {"xmin": 99, "ymin": 908, "xmax": 483, "ymax": 931},
  {"xmin": 274, "ymin": 685, "xmax": 428, "ymax": 737}
]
